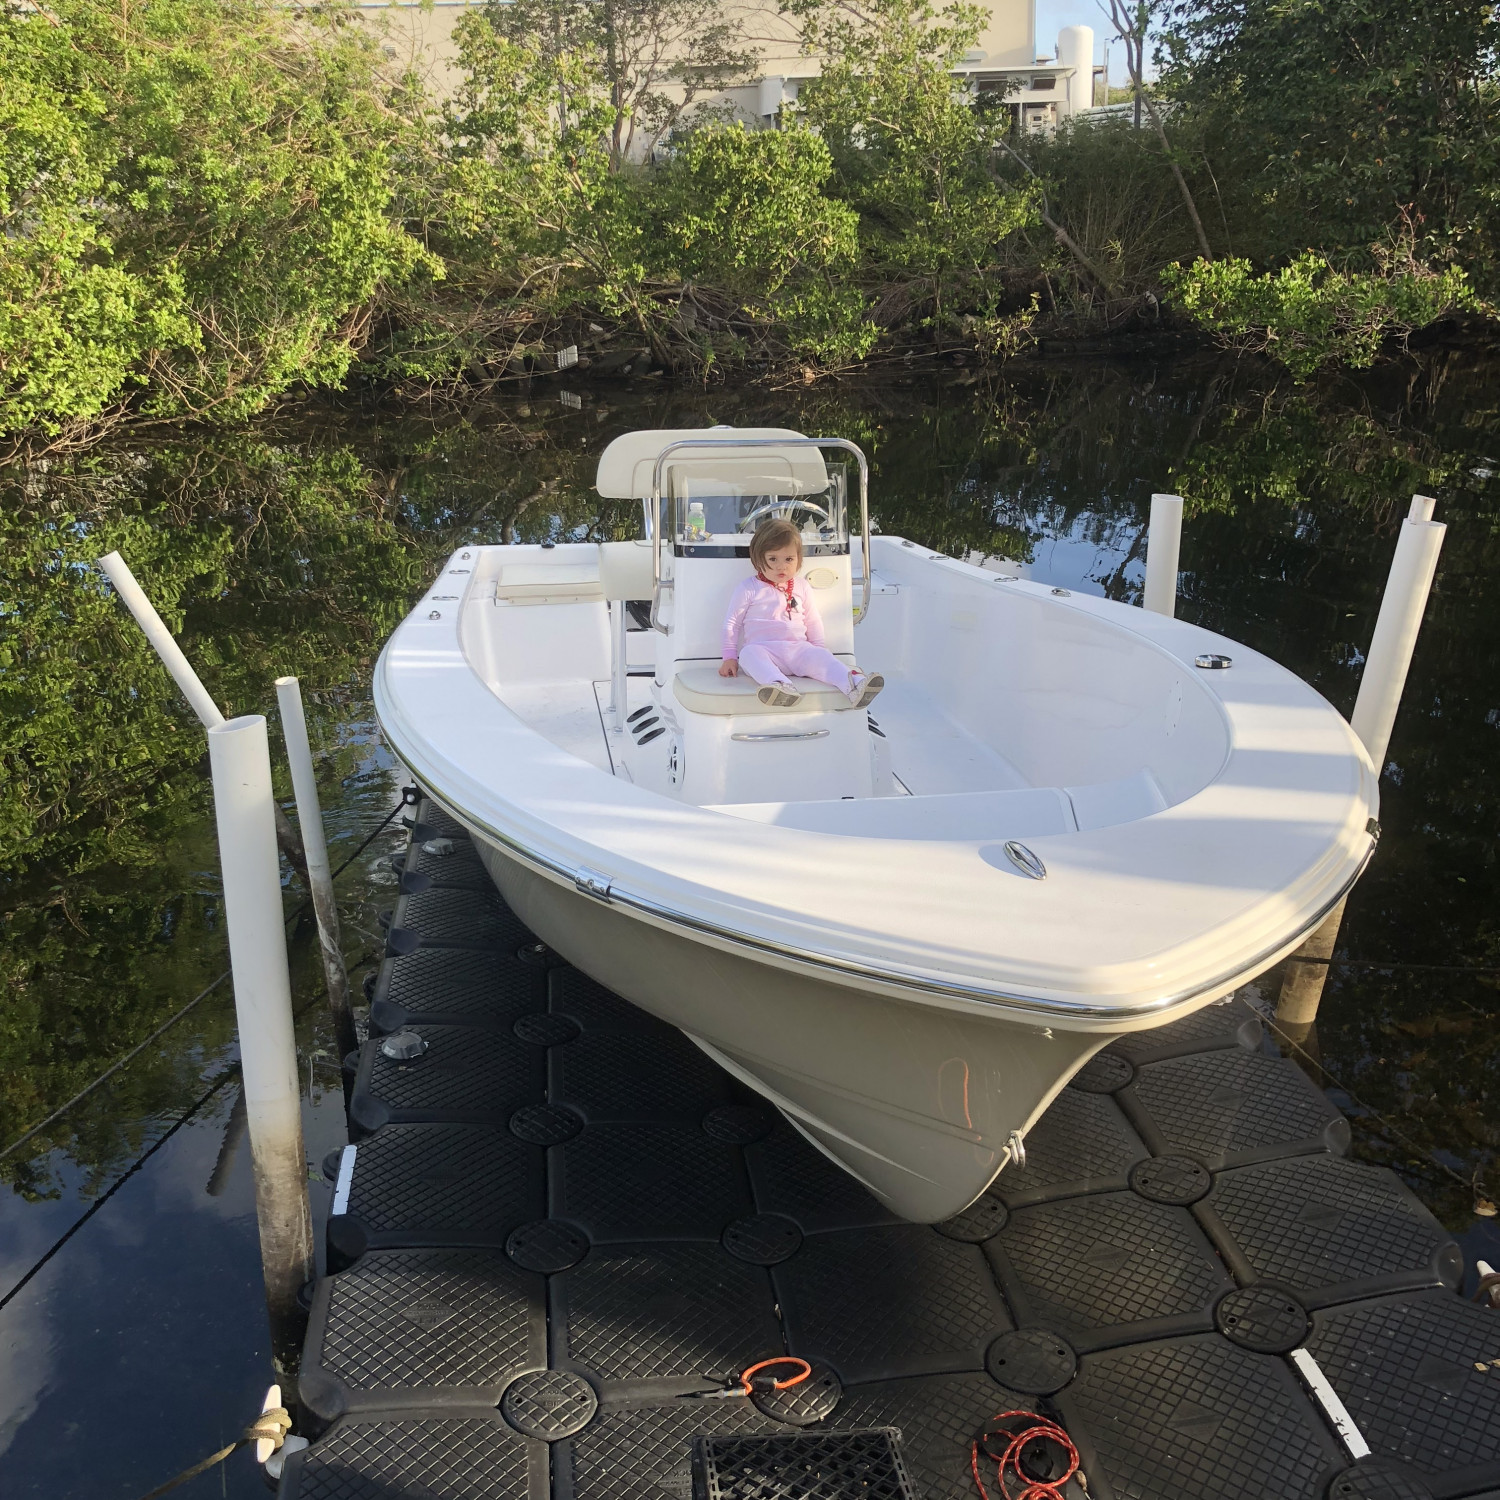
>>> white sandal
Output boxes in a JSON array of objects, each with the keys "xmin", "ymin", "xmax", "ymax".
[{"xmin": 757, "ymin": 683, "xmax": 803, "ymax": 708}]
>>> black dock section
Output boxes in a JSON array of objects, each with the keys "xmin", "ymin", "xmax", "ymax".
[{"xmin": 281, "ymin": 801, "xmax": 1500, "ymax": 1500}]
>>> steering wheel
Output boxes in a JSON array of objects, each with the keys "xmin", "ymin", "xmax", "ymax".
[{"xmin": 737, "ymin": 497, "xmax": 832, "ymax": 532}]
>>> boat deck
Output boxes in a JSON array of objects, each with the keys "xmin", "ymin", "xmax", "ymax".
[
  {"xmin": 507, "ymin": 670, "xmax": 1032, "ymax": 796},
  {"xmin": 279, "ymin": 801, "xmax": 1500, "ymax": 1500}
]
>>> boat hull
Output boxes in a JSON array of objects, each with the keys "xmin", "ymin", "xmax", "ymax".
[
  {"xmin": 475, "ymin": 832, "xmax": 1127, "ymax": 1222},
  {"xmin": 374, "ymin": 533, "xmax": 1378, "ymax": 1223}
]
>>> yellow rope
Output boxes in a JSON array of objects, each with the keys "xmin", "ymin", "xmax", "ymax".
[{"xmin": 136, "ymin": 1406, "xmax": 292, "ymax": 1500}]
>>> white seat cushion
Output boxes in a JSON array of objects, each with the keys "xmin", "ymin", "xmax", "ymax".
[
  {"xmin": 495, "ymin": 562, "xmax": 603, "ymax": 605},
  {"xmin": 674, "ymin": 664, "xmax": 853, "ymax": 715}
]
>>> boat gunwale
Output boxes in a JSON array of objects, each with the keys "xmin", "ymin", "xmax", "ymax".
[{"xmin": 452, "ymin": 782, "xmax": 1374, "ymax": 1026}]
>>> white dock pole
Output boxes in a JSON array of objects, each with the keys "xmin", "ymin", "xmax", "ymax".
[
  {"xmin": 98, "ymin": 550, "xmax": 309, "ymax": 873},
  {"xmin": 208, "ymin": 715, "xmax": 316, "ymax": 1373},
  {"xmin": 1142, "ymin": 493, "xmax": 1184, "ymax": 617},
  {"xmin": 275, "ymin": 677, "xmax": 356, "ymax": 1062},
  {"xmin": 1349, "ymin": 496, "xmax": 1447, "ymax": 770},
  {"xmin": 1278, "ymin": 495, "xmax": 1446, "ymax": 1040},
  {"xmin": 97, "ymin": 552, "xmax": 225, "ymax": 728}
]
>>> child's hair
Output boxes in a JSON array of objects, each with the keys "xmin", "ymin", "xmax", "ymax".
[{"xmin": 749, "ymin": 517, "xmax": 803, "ymax": 574}]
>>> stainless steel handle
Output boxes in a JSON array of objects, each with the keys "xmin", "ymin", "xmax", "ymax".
[{"xmin": 729, "ymin": 729, "xmax": 832, "ymax": 742}]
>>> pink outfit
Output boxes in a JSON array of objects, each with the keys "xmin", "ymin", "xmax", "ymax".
[{"xmin": 721, "ymin": 575, "xmax": 854, "ymax": 692}]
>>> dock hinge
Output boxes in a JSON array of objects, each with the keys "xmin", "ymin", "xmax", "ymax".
[{"xmin": 575, "ymin": 867, "xmax": 615, "ymax": 902}]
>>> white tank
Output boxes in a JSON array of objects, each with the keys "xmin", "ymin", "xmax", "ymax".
[
  {"xmin": 757, "ymin": 75, "xmax": 786, "ymax": 120},
  {"xmin": 1056, "ymin": 25, "xmax": 1094, "ymax": 116}
]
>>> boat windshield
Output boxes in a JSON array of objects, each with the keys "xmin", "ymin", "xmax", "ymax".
[{"xmin": 665, "ymin": 462, "xmax": 849, "ymax": 557}]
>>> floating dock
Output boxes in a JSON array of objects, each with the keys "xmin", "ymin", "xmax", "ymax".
[{"xmin": 279, "ymin": 801, "xmax": 1500, "ymax": 1500}]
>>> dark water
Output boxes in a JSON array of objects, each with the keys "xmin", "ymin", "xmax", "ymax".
[{"xmin": 2, "ymin": 352, "xmax": 1498, "ymax": 1495}]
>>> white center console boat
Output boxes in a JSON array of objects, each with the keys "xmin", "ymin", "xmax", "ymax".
[{"xmin": 373, "ymin": 427, "xmax": 1378, "ymax": 1221}]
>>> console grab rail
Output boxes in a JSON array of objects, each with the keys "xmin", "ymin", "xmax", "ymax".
[{"xmin": 646, "ymin": 438, "xmax": 872, "ymax": 634}]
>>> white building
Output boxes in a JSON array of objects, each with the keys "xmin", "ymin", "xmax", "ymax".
[{"xmin": 354, "ymin": 0, "xmax": 1099, "ymax": 135}]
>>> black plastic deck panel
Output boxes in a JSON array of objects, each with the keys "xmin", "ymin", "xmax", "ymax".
[{"xmin": 279, "ymin": 800, "xmax": 1496, "ymax": 1500}]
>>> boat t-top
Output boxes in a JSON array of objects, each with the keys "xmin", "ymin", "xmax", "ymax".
[{"xmin": 373, "ymin": 427, "xmax": 1378, "ymax": 1221}]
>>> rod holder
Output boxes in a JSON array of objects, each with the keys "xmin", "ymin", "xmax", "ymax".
[
  {"xmin": 276, "ymin": 676, "xmax": 357, "ymax": 1062},
  {"xmin": 1142, "ymin": 493, "xmax": 1184, "ymax": 617},
  {"xmin": 1350, "ymin": 498, "xmax": 1446, "ymax": 770},
  {"xmin": 208, "ymin": 714, "xmax": 315, "ymax": 1374}
]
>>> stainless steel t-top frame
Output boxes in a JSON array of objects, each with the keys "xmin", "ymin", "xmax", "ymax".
[{"xmin": 648, "ymin": 437, "xmax": 872, "ymax": 635}]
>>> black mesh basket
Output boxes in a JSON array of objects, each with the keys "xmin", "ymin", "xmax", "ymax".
[{"xmin": 691, "ymin": 1427, "xmax": 917, "ymax": 1500}]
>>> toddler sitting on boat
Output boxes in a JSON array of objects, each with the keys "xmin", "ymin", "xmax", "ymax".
[{"xmin": 719, "ymin": 518, "xmax": 884, "ymax": 709}]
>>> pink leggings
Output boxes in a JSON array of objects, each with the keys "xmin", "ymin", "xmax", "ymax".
[{"xmin": 738, "ymin": 641, "xmax": 853, "ymax": 691}]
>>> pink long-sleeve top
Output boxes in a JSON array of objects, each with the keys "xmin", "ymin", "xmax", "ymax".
[{"xmin": 721, "ymin": 574, "xmax": 825, "ymax": 659}]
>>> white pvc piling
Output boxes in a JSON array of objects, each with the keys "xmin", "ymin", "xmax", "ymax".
[
  {"xmin": 1350, "ymin": 499, "xmax": 1447, "ymax": 769},
  {"xmin": 98, "ymin": 551, "xmax": 225, "ymax": 728},
  {"xmin": 1142, "ymin": 493, "xmax": 1184, "ymax": 617},
  {"xmin": 1279, "ymin": 494, "xmax": 1447, "ymax": 1036},
  {"xmin": 208, "ymin": 714, "xmax": 315, "ymax": 1370},
  {"xmin": 97, "ymin": 550, "xmax": 308, "ymax": 871},
  {"xmin": 275, "ymin": 677, "xmax": 356, "ymax": 1061}
]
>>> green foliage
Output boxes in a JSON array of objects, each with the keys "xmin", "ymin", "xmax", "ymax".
[
  {"xmin": 998, "ymin": 114, "xmax": 1218, "ymax": 299},
  {"xmin": 790, "ymin": 0, "xmax": 1037, "ymax": 324},
  {"xmin": 0, "ymin": 0, "xmax": 436, "ymax": 440},
  {"xmin": 0, "ymin": 12, "xmax": 191, "ymax": 434},
  {"xmin": 389, "ymin": 10, "xmax": 878, "ymax": 377},
  {"xmin": 656, "ymin": 126, "xmax": 875, "ymax": 364},
  {"xmin": 1164, "ymin": 250, "xmax": 1480, "ymax": 377},
  {"xmin": 6, "ymin": 0, "xmax": 1499, "ymax": 442},
  {"xmin": 1162, "ymin": 0, "xmax": 1500, "ymax": 290},
  {"xmin": 477, "ymin": 0, "xmax": 753, "ymax": 168},
  {"xmin": 107, "ymin": 2, "xmax": 440, "ymax": 421}
]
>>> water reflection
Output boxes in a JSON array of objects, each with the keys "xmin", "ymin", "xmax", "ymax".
[{"xmin": 1, "ymin": 350, "xmax": 1497, "ymax": 1492}]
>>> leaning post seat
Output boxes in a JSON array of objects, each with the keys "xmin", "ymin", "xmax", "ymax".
[
  {"xmin": 673, "ymin": 665, "xmax": 857, "ymax": 716},
  {"xmin": 598, "ymin": 540, "xmax": 655, "ymax": 602}
]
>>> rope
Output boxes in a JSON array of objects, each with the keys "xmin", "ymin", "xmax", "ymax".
[
  {"xmin": 0, "ymin": 935, "xmax": 384, "ymax": 1314},
  {"xmin": 970, "ymin": 1410, "xmax": 1080, "ymax": 1500},
  {"xmin": 1286, "ymin": 956, "xmax": 1500, "ymax": 975},
  {"xmin": 737, "ymin": 1357, "xmax": 811, "ymax": 1394},
  {"xmin": 135, "ymin": 1406, "xmax": 291, "ymax": 1500},
  {"xmin": 1266, "ymin": 1013, "xmax": 1479, "ymax": 1193},
  {"xmin": 0, "ymin": 971, "xmax": 231, "ymax": 1163},
  {"xmin": 0, "ymin": 1067, "xmax": 240, "ymax": 1313},
  {"xmin": 0, "ymin": 793, "xmax": 412, "ymax": 1162}
]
